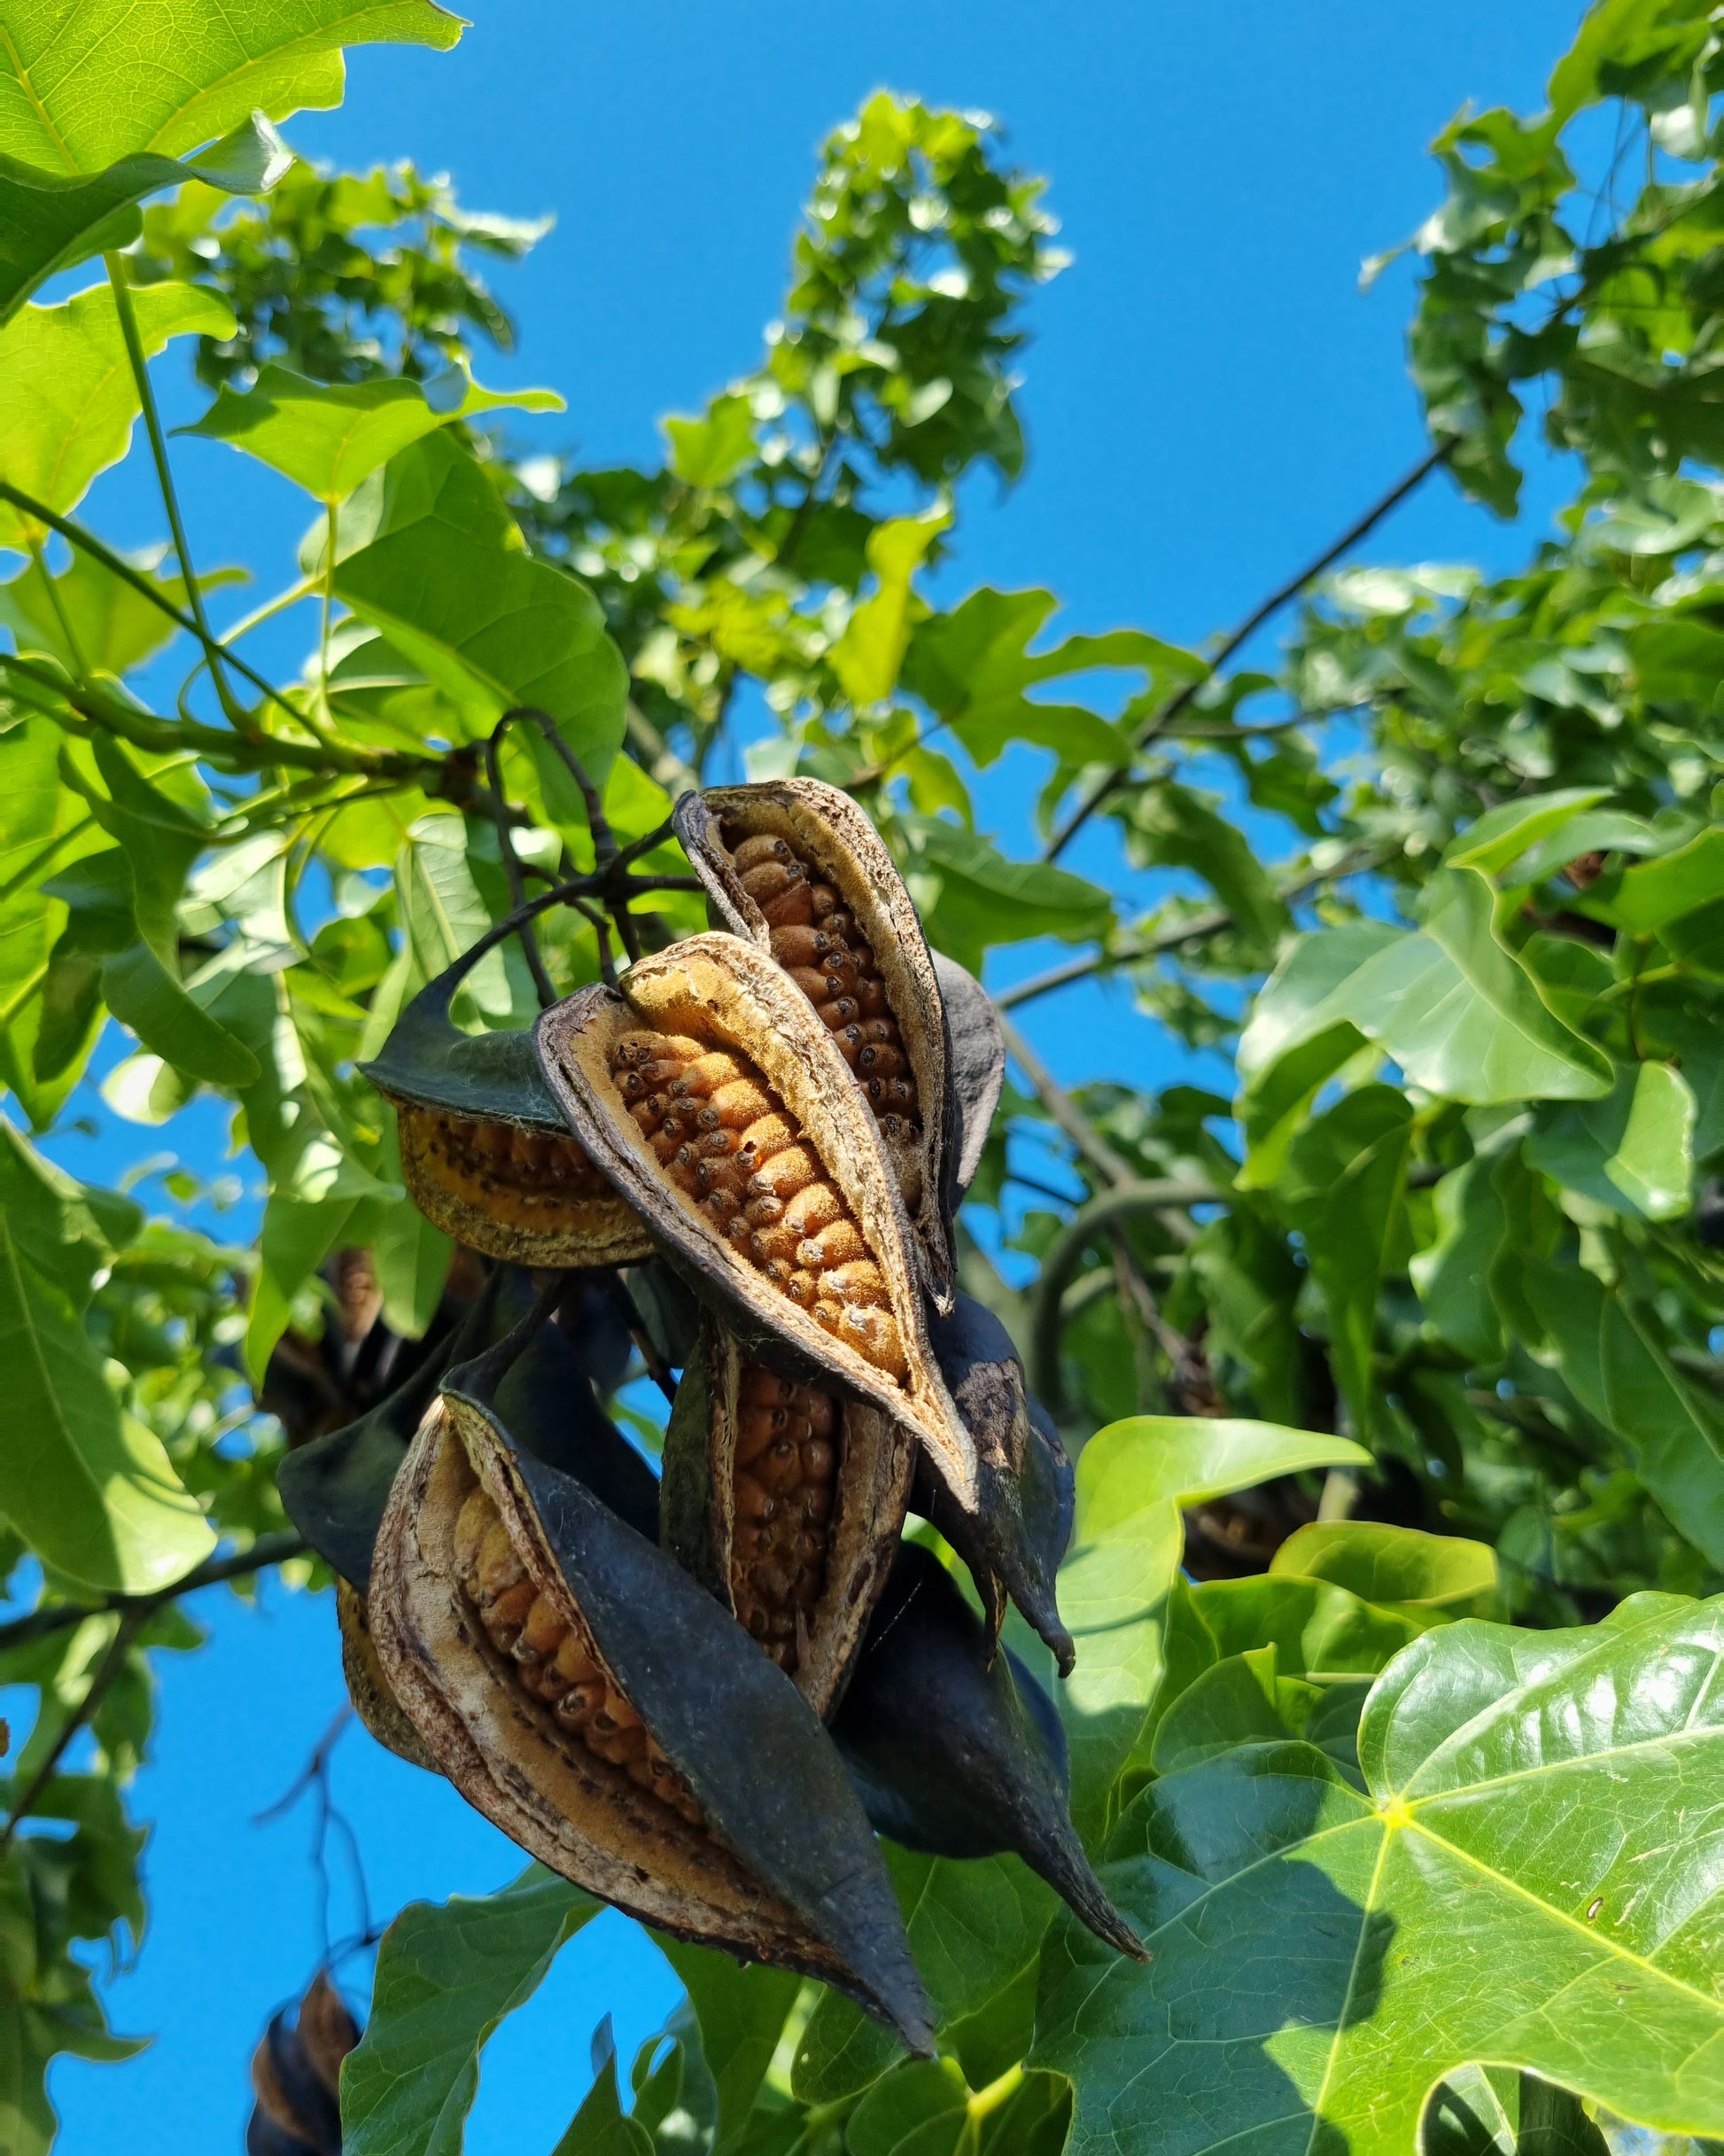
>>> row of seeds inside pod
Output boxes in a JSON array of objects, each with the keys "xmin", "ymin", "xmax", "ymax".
[
  {"xmin": 730, "ymin": 1362, "xmax": 840, "ymax": 1667},
  {"xmin": 721, "ymin": 831, "xmax": 920, "ymax": 1137},
  {"xmin": 608, "ymin": 1030, "xmax": 908, "ymax": 1379},
  {"xmin": 408, "ymin": 1105, "xmax": 616, "ymax": 1207},
  {"xmin": 453, "ymin": 1483, "xmax": 703, "ymax": 1825}
]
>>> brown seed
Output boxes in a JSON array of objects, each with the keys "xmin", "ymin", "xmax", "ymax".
[
  {"xmin": 738, "ymin": 1111, "xmax": 798, "ymax": 1156},
  {"xmin": 816, "ymin": 996, "xmax": 861, "ymax": 1029},
  {"xmin": 553, "ymin": 1679, "xmax": 606, "ymax": 1732},
  {"xmin": 858, "ymin": 1043, "xmax": 906, "ymax": 1082},
  {"xmin": 733, "ymin": 833, "xmax": 794, "ymax": 874},
  {"xmin": 733, "ymin": 1473, "xmax": 773, "ymax": 1522},
  {"xmin": 802, "ymin": 1437, "xmax": 835, "ymax": 1484},
  {"xmin": 799, "ymin": 1219, "xmax": 867, "ymax": 1270},
  {"xmin": 454, "ymin": 1490, "xmax": 494, "ymax": 1582},
  {"xmin": 705, "ymin": 1078, "xmax": 774, "ymax": 1127},
  {"xmin": 516, "ymin": 1593, "xmax": 565, "ymax": 1662},
  {"xmin": 742, "ymin": 860, "xmax": 804, "ymax": 903},
  {"xmin": 757, "ymin": 1440, "xmax": 803, "ymax": 1496},
  {"xmin": 476, "ymin": 1522, "xmax": 524, "ymax": 1601},
  {"xmin": 672, "ymin": 1051, "xmax": 748, "ymax": 1098},
  {"xmin": 769, "ymin": 925, "xmax": 835, "ymax": 969},
  {"xmin": 824, "ymin": 1257, "xmax": 888, "ymax": 1308},
  {"xmin": 804, "ymin": 1392, "xmax": 836, "ymax": 1441},
  {"xmin": 485, "ymin": 1578, "xmax": 537, "ymax": 1644},
  {"xmin": 749, "ymin": 1143, "xmax": 822, "ymax": 1200},
  {"xmin": 760, "ymin": 881, "xmax": 815, "ymax": 928}
]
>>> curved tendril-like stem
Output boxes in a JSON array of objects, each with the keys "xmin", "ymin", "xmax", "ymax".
[
  {"xmin": 1026, "ymin": 1179, "xmax": 1222, "ymax": 1413},
  {"xmin": 485, "ymin": 718, "xmax": 557, "ymax": 1010}
]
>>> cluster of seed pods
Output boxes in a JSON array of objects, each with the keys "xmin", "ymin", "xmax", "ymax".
[
  {"xmin": 605, "ymin": 1028, "xmax": 909, "ymax": 1380},
  {"xmin": 729, "ymin": 1362, "xmax": 841, "ymax": 1668},
  {"xmin": 452, "ymin": 1480, "xmax": 703, "ymax": 1825},
  {"xmin": 720, "ymin": 829, "xmax": 920, "ymax": 1139},
  {"xmin": 403, "ymin": 1104, "xmax": 614, "ymax": 1226}
]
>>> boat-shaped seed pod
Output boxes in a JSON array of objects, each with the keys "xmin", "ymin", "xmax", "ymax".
[
  {"xmin": 833, "ymin": 1545, "xmax": 1143, "ymax": 1963},
  {"xmin": 929, "ymin": 951, "xmax": 1006, "ymax": 1215},
  {"xmin": 369, "ymin": 1322, "xmax": 935, "ymax": 2049},
  {"xmin": 920, "ymin": 1293, "xmax": 1077, "ymax": 1674},
  {"xmin": 673, "ymin": 781, "xmax": 958, "ymax": 1310},
  {"xmin": 535, "ymin": 933, "xmax": 981, "ymax": 1515},
  {"xmin": 660, "ymin": 1312, "xmax": 913, "ymax": 1708},
  {"xmin": 360, "ymin": 937, "xmax": 652, "ymax": 1269},
  {"xmin": 338, "ymin": 1576, "xmax": 437, "ymax": 1771}
]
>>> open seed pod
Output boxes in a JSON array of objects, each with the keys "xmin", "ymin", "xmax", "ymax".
[
  {"xmin": 360, "ymin": 937, "xmax": 652, "ymax": 1269},
  {"xmin": 535, "ymin": 933, "xmax": 981, "ymax": 1515},
  {"xmin": 919, "ymin": 1293, "xmax": 1077, "ymax": 1674},
  {"xmin": 833, "ymin": 1544, "xmax": 1143, "ymax": 1963},
  {"xmin": 369, "ymin": 1319, "xmax": 934, "ymax": 2049},
  {"xmin": 338, "ymin": 1576, "xmax": 437, "ymax": 1771},
  {"xmin": 673, "ymin": 782, "xmax": 958, "ymax": 1310},
  {"xmin": 661, "ymin": 1312, "xmax": 913, "ymax": 1709},
  {"xmin": 928, "ymin": 952, "xmax": 1006, "ymax": 1213},
  {"xmin": 247, "ymin": 1972, "xmax": 357, "ymax": 2156}
]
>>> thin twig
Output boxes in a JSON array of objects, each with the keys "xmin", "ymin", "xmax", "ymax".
[
  {"xmin": 0, "ymin": 480, "xmax": 341, "ymax": 744},
  {"xmin": 0, "ymin": 1531, "xmax": 307, "ymax": 1658},
  {"xmin": 485, "ymin": 719, "xmax": 556, "ymax": 1009},
  {"xmin": 602, "ymin": 1277, "xmax": 677, "ymax": 1405},
  {"xmin": 996, "ymin": 1013, "xmax": 1136, "ymax": 1188},
  {"xmin": 104, "ymin": 253, "xmax": 252, "ymax": 735},
  {"xmin": 1044, "ymin": 438, "xmax": 1455, "ymax": 861},
  {"xmin": 996, "ymin": 844, "xmax": 1388, "ymax": 1011}
]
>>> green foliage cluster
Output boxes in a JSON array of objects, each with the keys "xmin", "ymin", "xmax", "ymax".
[{"xmin": 0, "ymin": 3, "xmax": 1721, "ymax": 2154}]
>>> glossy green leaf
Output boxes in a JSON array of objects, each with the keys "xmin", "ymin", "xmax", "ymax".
[
  {"xmin": 183, "ymin": 362, "xmax": 563, "ymax": 502},
  {"xmin": 1525, "ymin": 1060, "xmax": 1695, "ymax": 1219},
  {"xmin": 0, "ymin": 281, "xmax": 237, "ymax": 546},
  {"xmin": 1601, "ymin": 829, "xmax": 1724, "ymax": 934},
  {"xmin": 1239, "ymin": 869, "xmax": 1611, "ymax": 1116},
  {"xmin": 830, "ymin": 510, "xmax": 949, "ymax": 706},
  {"xmin": 0, "ymin": 113, "xmax": 289, "ymax": 323},
  {"xmin": 1525, "ymin": 1261, "xmax": 1724, "ymax": 1568},
  {"xmin": 333, "ymin": 432, "xmax": 628, "ymax": 777},
  {"xmin": 664, "ymin": 392, "xmax": 757, "ymax": 488},
  {"xmin": 550, "ymin": 2054, "xmax": 654, "ymax": 2156},
  {"xmin": 906, "ymin": 821, "xmax": 1112, "ymax": 975},
  {"xmin": 1236, "ymin": 922, "xmax": 1397, "ymax": 1181},
  {"xmin": 0, "ymin": 549, "xmax": 245, "ymax": 676},
  {"xmin": 1443, "ymin": 789, "xmax": 1611, "ymax": 876},
  {"xmin": 1055, "ymin": 1415, "xmax": 1371, "ymax": 1841},
  {"xmin": 0, "ymin": 1121, "xmax": 213, "ymax": 1591},
  {"xmin": 1035, "ymin": 1594, "xmax": 1724, "ymax": 2156},
  {"xmin": 1147, "ymin": 1645, "xmax": 1340, "ymax": 1776},
  {"xmin": 1278, "ymin": 1085, "xmax": 1414, "ymax": 1440},
  {"xmin": 343, "ymin": 1864, "xmax": 602, "ymax": 2156},
  {"xmin": 0, "ymin": 0, "xmax": 462, "ymax": 169},
  {"xmin": 1409, "ymin": 1145, "xmax": 1512, "ymax": 1365},
  {"xmin": 795, "ymin": 1846, "xmax": 1053, "ymax": 2104},
  {"xmin": 651, "ymin": 1939, "xmax": 798, "ymax": 2154},
  {"xmin": 845, "ymin": 2058, "xmax": 972, "ymax": 2156},
  {"xmin": 1270, "ymin": 1522, "xmax": 1500, "ymax": 1619},
  {"xmin": 901, "ymin": 588, "xmax": 1145, "ymax": 767}
]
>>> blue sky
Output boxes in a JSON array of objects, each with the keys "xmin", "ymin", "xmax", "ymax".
[{"xmin": 34, "ymin": 3, "xmax": 1589, "ymax": 2149}]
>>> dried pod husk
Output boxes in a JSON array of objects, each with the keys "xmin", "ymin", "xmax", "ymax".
[
  {"xmin": 833, "ymin": 1545, "xmax": 1143, "ymax": 1963},
  {"xmin": 276, "ymin": 1263, "xmax": 521, "ymax": 1592},
  {"xmin": 673, "ymin": 782, "xmax": 959, "ymax": 1311},
  {"xmin": 928, "ymin": 952, "xmax": 1006, "ymax": 1214},
  {"xmin": 920, "ymin": 1294, "xmax": 1076, "ymax": 1674},
  {"xmin": 535, "ymin": 933, "xmax": 981, "ymax": 1515},
  {"xmin": 247, "ymin": 1973, "xmax": 356, "ymax": 2156},
  {"xmin": 360, "ymin": 939, "xmax": 651, "ymax": 1269},
  {"xmin": 338, "ymin": 1576, "xmax": 438, "ymax": 1771},
  {"xmin": 661, "ymin": 1312, "xmax": 912, "ymax": 1709},
  {"xmin": 369, "ymin": 1321, "xmax": 934, "ymax": 2050}
]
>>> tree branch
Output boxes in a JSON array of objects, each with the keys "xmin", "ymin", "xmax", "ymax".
[
  {"xmin": 1043, "ymin": 438, "xmax": 1455, "ymax": 861},
  {"xmin": 1, "ymin": 1607, "xmax": 146, "ymax": 1847},
  {"xmin": 996, "ymin": 1012, "xmax": 1137, "ymax": 1188},
  {"xmin": 0, "ymin": 1531, "xmax": 307, "ymax": 1660}
]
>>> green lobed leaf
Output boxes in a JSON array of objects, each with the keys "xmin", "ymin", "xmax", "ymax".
[
  {"xmin": 0, "ymin": 1120, "xmax": 214, "ymax": 1592},
  {"xmin": 342, "ymin": 1864, "xmax": 602, "ymax": 2156},
  {"xmin": 333, "ymin": 431, "xmax": 628, "ymax": 778},
  {"xmin": 829, "ymin": 510, "xmax": 949, "ymax": 707},
  {"xmin": 1054, "ymin": 1415, "xmax": 1371, "ymax": 1843},
  {"xmin": 0, "ymin": 549, "xmax": 245, "ymax": 677},
  {"xmin": 0, "ymin": 0, "xmax": 462, "ymax": 170},
  {"xmin": 1034, "ymin": 1594, "xmax": 1724, "ymax": 2156},
  {"xmin": 1269, "ymin": 1522, "xmax": 1500, "ymax": 1620},
  {"xmin": 1443, "ymin": 789, "xmax": 1611, "ymax": 876},
  {"xmin": 0, "ymin": 113, "xmax": 290, "ymax": 323},
  {"xmin": 0, "ymin": 280, "xmax": 237, "ymax": 546},
  {"xmin": 550, "ymin": 2053, "xmax": 655, "ymax": 2156},
  {"xmin": 1277, "ymin": 1085, "xmax": 1414, "ymax": 1441},
  {"xmin": 905, "ymin": 821, "xmax": 1112, "ymax": 976},
  {"xmin": 650, "ymin": 1938, "xmax": 798, "ymax": 2154},
  {"xmin": 1524, "ymin": 1260, "xmax": 1724, "ymax": 1568},
  {"xmin": 182, "ymin": 361, "xmax": 563, "ymax": 502},
  {"xmin": 1239, "ymin": 870, "xmax": 1611, "ymax": 1122},
  {"xmin": 1524, "ymin": 1059, "xmax": 1696, "ymax": 1220}
]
